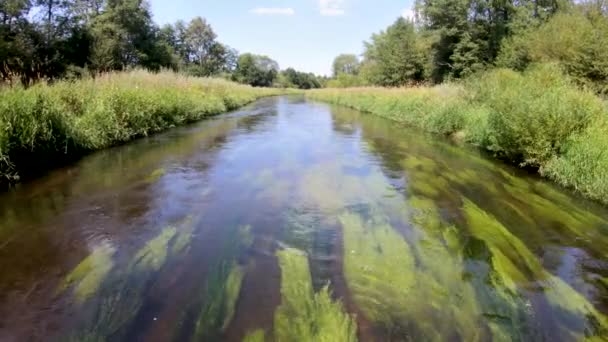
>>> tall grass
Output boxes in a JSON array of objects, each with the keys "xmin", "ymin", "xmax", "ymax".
[
  {"xmin": 308, "ymin": 64, "xmax": 608, "ymax": 204},
  {"xmin": 0, "ymin": 70, "xmax": 292, "ymax": 185}
]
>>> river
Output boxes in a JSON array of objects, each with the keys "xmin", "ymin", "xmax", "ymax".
[{"xmin": 0, "ymin": 96, "xmax": 607, "ymax": 341}]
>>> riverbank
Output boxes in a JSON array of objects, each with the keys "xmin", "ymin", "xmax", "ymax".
[
  {"xmin": 0, "ymin": 70, "xmax": 293, "ymax": 186},
  {"xmin": 308, "ymin": 65, "xmax": 608, "ymax": 205}
]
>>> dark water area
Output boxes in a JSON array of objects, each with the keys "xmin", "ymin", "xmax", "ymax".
[{"xmin": 1, "ymin": 96, "xmax": 607, "ymax": 341}]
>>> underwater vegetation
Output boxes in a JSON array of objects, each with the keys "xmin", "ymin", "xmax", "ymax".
[
  {"xmin": 57, "ymin": 243, "xmax": 116, "ymax": 304},
  {"xmin": 339, "ymin": 210, "xmax": 414, "ymax": 334},
  {"xmin": 64, "ymin": 218, "xmax": 196, "ymax": 341},
  {"xmin": 273, "ymin": 247, "xmax": 357, "ymax": 342},
  {"xmin": 244, "ymin": 248, "xmax": 357, "ymax": 342},
  {"xmin": 243, "ymin": 329, "xmax": 266, "ymax": 342},
  {"xmin": 188, "ymin": 225, "xmax": 253, "ymax": 341},
  {"xmin": 340, "ymin": 204, "xmax": 487, "ymax": 340},
  {"xmin": 463, "ymin": 199, "xmax": 608, "ymax": 340},
  {"xmin": 144, "ymin": 168, "xmax": 166, "ymax": 184}
]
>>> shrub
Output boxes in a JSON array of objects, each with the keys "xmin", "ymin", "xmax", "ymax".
[
  {"xmin": 545, "ymin": 119, "xmax": 608, "ymax": 204},
  {"xmin": 468, "ymin": 64, "xmax": 604, "ymax": 167},
  {"xmin": 0, "ymin": 70, "xmax": 291, "ymax": 184},
  {"xmin": 497, "ymin": 11, "xmax": 608, "ymax": 95}
]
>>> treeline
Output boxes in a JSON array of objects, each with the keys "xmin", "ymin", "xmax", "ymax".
[
  {"xmin": 329, "ymin": 0, "xmax": 608, "ymax": 94},
  {"xmin": 0, "ymin": 0, "xmax": 323, "ymax": 88}
]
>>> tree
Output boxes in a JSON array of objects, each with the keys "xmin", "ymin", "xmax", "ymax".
[
  {"xmin": 414, "ymin": 0, "xmax": 564, "ymax": 81},
  {"xmin": 232, "ymin": 53, "xmax": 278, "ymax": 87},
  {"xmin": 88, "ymin": 0, "xmax": 173, "ymax": 71},
  {"xmin": 332, "ymin": 54, "xmax": 359, "ymax": 76},
  {"xmin": 361, "ymin": 18, "xmax": 425, "ymax": 86},
  {"xmin": 281, "ymin": 68, "xmax": 322, "ymax": 89},
  {"xmin": 184, "ymin": 17, "xmax": 214, "ymax": 66},
  {"xmin": 498, "ymin": 10, "xmax": 608, "ymax": 94}
]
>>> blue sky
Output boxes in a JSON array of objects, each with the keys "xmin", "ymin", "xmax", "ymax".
[{"xmin": 148, "ymin": 0, "xmax": 414, "ymax": 75}]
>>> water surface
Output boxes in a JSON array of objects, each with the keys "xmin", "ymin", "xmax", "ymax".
[{"xmin": 1, "ymin": 96, "xmax": 607, "ymax": 341}]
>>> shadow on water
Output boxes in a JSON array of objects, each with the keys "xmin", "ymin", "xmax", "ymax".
[{"xmin": 0, "ymin": 96, "xmax": 607, "ymax": 341}]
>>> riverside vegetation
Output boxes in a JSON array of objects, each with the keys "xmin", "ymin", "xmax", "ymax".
[
  {"xmin": 0, "ymin": 70, "xmax": 292, "ymax": 186},
  {"xmin": 308, "ymin": 64, "xmax": 608, "ymax": 204}
]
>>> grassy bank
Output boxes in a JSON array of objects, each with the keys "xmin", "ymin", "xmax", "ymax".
[
  {"xmin": 0, "ymin": 70, "xmax": 292, "ymax": 186},
  {"xmin": 307, "ymin": 64, "xmax": 608, "ymax": 205}
]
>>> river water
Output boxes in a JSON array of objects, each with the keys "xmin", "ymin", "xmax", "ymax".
[{"xmin": 0, "ymin": 96, "xmax": 607, "ymax": 341}]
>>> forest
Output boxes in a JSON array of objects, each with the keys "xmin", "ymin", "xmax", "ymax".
[
  {"xmin": 3, "ymin": 0, "xmax": 607, "ymax": 92},
  {"xmin": 0, "ymin": 0, "xmax": 322, "ymax": 88}
]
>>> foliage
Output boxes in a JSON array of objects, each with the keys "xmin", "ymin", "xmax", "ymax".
[
  {"xmin": 279, "ymin": 68, "xmax": 322, "ymax": 89},
  {"xmin": 160, "ymin": 16, "xmax": 238, "ymax": 77},
  {"xmin": 498, "ymin": 10, "xmax": 608, "ymax": 95},
  {"xmin": 545, "ymin": 119, "xmax": 608, "ymax": 204},
  {"xmin": 0, "ymin": 70, "xmax": 292, "ymax": 186},
  {"xmin": 467, "ymin": 64, "xmax": 604, "ymax": 167},
  {"xmin": 329, "ymin": 0, "xmax": 570, "ymax": 86},
  {"xmin": 361, "ymin": 18, "xmax": 425, "ymax": 86},
  {"xmin": 332, "ymin": 54, "xmax": 360, "ymax": 77},
  {"xmin": 325, "ymin": 73, "xmax": 368, "ymax": 88},
  {"xmin": 232, "ymin": 53, "xmax": 279, "ymax": 87},
  {"xmin": 0, "ymin": 2, "xmax": 314, "ymax": 84}
]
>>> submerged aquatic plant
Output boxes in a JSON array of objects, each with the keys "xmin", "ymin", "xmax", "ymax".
[
  {"xmin": 243, "ymin": 329, "xmax": 266, "ymax": 342},
  {"xmin": 273, "ymin": 248, "xmax": 357, "ymax": 342},
  {"xmin": 67, "ymin": 218, "xmax": 196, "ymax": 340},
  {"xmin": 58, "ymin": 243, "xmax": 116, "ymax": 303},
  {"xmin": 144, "ymin": 168, "xmax": 166, "ymax": 183},
  {"xmin": 339, "ymin": 210, "xmax": 415, "ymax": 331},
  {"xmin": 463, "ymin": 199, "xmax": 608, "ymax": 339},
  {"xmin": 191, "ymin": 225, "xmax": 252, "ymax": 341},
  {"xmin": 192, "ymin": 262, "xmax": 245, "ymax": 340}
]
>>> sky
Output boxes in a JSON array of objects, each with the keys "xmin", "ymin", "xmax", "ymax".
[{"xmin": 148, "ymin": 0, "xmax": 415, "ymax": 76}]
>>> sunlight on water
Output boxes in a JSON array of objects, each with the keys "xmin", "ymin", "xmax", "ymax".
[{"xmin": 0, "ymin": 96, "xmax": 607, "ymax": 341}]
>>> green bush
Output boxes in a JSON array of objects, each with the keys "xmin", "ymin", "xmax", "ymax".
[
  {"xmin": 469, "ymin": 64, "xmax": 604, "ymax": 167},
  {"xmin": 545, "ymin": 119, "xmax": 608, "ymax": 204},
  {"xmin": 0, "ymin": 70, "xmax": 291, "ymax": 184},
  {"xmin": 497, "ymin": 11, "xmax": 608, "ymax": 95}
]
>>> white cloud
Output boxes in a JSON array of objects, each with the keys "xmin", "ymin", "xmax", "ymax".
[
  {"xmin": 250, "ymin": 7, "xmax": 295, "ymax": 15},
  {"xmin": 319, "ymin": 0, "xmax": 346, "ymax": 16},
  {"xmin": 401, "ymin": 8, "xmax": 415, "ymax": 20}
]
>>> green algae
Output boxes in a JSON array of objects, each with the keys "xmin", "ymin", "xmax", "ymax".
[
  {"xmin": 405, "ymin": 197, "xmax": 484, "ymax": 341},
  {"xmin": 243, "ymin": 329, "xmax": 266, "ymax": 342},
  {"xmin": 400, "ymin": 155, "xmax": 452, "ymax": 199},
  {"xmin": 129, "ymin": 227, "xmax": 177, "ymax": 272},
  {"xmin": 222, "ymin": 264, "xmax": 245, "ymax": 330},
  {"xmin": 144, "ymin": 168, "xmax": 166, "ymax": 183},
  {"xmin": 170, "ymin": 216, "xmax": 195, "ymax": 255},
  {"xmin": 339, "ymin": 204, "xmax": 490, "ymax": 340},
  {"xmin": 273, "ymin": 248, "xmax": 357, "ymax": 342},
  {"xmin": 401, "ymin": 156, "xmax": 438, "ymax": 172},
  {"xmin": 339, "ymin": 211, "xmax": 414, "ymax": 331},
  {"xmin": 503, "ymin": 182, "xmax": 608, "ymax": 256},
  {"xmin": 67, "ymin": 220, "xmax": 196, "ymax": 341},
  {"xmin": 193, "ymin": 262, "xmax": 245, "ymax": 340},
  {"xmin": 58, "ymin": 243, "xmax": 115, "ymax": 303},
  {"xmin": 463, "ymin": 199, "xmax": 608, "ymax": 339},
  {"xmin": 191, "ymin": 225, "xmax": 252, "ymax": 341}
]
